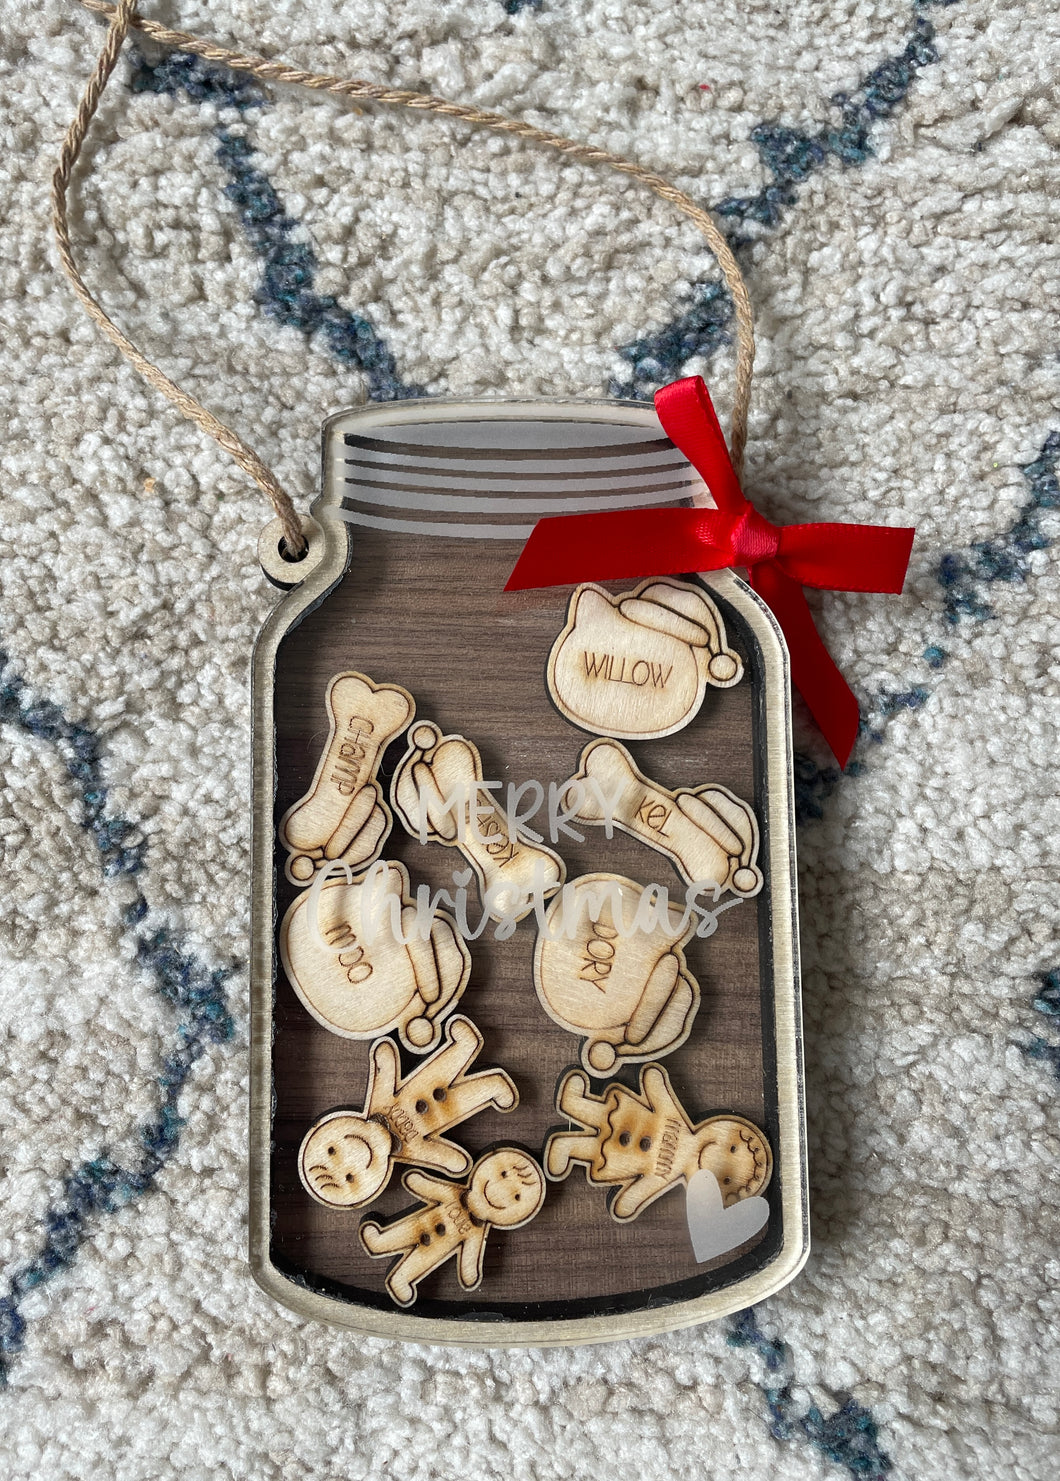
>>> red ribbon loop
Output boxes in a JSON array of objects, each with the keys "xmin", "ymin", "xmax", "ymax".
[{"xmin": 505, "ymin": 375, "xmax": 915, "ymax": 768}]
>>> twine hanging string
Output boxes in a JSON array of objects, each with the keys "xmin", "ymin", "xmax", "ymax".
[
  {"xmin": 55, "ymin": 0, "xmax": 306, "ymax": 554},
  {"xmin": 59, "ymin": 0, "xmax": 757, "ymax": 557}
]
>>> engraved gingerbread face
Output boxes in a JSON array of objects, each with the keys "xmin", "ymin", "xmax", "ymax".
[
  {"xmin": 298, "ymin": 1113, "xmax": 393, "ymax": 1208},
  {"xmin": 696, "ymin": 1118, "xmax": 772, "ymax": 1206},
  {"xmin": 465, "ymin": 1150, "xmax": 546, "ymax": 1228}
]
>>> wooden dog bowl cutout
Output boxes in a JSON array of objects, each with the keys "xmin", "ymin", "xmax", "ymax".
[{"xmin": 249, "ymin": 398, "xmax": 808, "ymax": 1345}]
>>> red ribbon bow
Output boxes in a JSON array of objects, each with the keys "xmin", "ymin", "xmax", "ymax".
[{"xmin": 505, "ymin": 375, "xmax": 915, "ymax": 768}]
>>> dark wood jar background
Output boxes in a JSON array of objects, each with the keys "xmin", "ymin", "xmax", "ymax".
[{"xmin": 267, "ymin": 415, "xmax": 783, "ymax": 1324}]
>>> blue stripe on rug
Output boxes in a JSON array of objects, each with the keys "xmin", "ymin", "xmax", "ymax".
[
  {"xmin": 936, "ymin": 431, "xmax": 1060, "ymax": 624},
  {"xmin": 611, "ymin": 0, "xmax": 959, "ymax": 397},
  {"xmin": 0, "ymin": 655, "xmax": 235, "ymax": 1385},
  {"xmin": 130, "ymin": 2, "xmax": 958, "ymax": 405},
  {"xmin": 792, "ymin": 420, "xmax": 1059, "ymax": 805},
  {"xmin": 1021, "ymin": 968, "xmax": 1060, "ymax": 1082},
  {"xmin": 728, "ymin": 1308, "xmax": 894, "ymax": 1478},
  {"xmin": 130, "ymin": 56, "xmax": 425, "ymax": 402}
]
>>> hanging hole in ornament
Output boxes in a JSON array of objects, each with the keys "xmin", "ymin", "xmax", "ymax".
[{"xmin": 259, "ymin": 514, "xmax": 324, "ymax": 589}]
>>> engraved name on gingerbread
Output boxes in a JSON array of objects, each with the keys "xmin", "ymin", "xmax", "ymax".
[
  {"xmin": 281, "ymin": 860, "xmax": 470, "ymax": 1052},
  {"xmin": 360, "ymin": 1148, "xmax": 546, "ymax": 1306},
  {"xmin": 391, "ymin": 721, "xmax": 565, "ymax": 923},
  {"xmin": 534, "ymin": 873, "xmax": 700, "ymax": 1074},
  {"xmin": 547, "ymin": 578, "xmax": 742, "ymax": 740},
  {"xmin": 563, "ymin": 739, "xmax": 763, "ymax": 897},
  {"xmin": 546, "ymin": 1064, "xmax": 772, "ymax": 1223},
  {"xmin": 298, "ymin": 1015, "xmax": 518, "ymax": 1210},
  {"xmin": 279, "ymin": 671, "xmax": 414, "ymax": 884}
]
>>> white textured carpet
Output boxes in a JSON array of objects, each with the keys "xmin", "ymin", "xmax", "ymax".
[{"xmin": 1, "ymin": 2, "xmax": 1058, "ymax": 1477}]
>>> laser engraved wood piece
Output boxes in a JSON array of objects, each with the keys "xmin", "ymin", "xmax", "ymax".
[
  {"xmin": 391, "ymin": 720, "xmax": 566, "ymax": 923},
  {"xmin": 533, "ymin": 873, "xmax": 700, "ymax": 1074},
  {"xmin": 547, "ymin": 578, "xmax": 742, "ymax": 740},
  {"xmin": 546, "ymin": 1064, "xmax": 772, "ymax": 1223},
  {"xmin": 360, "ymin": 1148, "xmax": 547, "ymax": 1307},
  {"xmin": 279, "ymin": 671, "xmax": 414, "ymax": 885},
  {"xmin": 298, "ymin": 1015, "xmax": 518, "ymax": 1210},
  {"xmin": 563, "ymin": 738, "xmax": 763, "ymax": 897},
  {"xmin": 280, "ymin": 860, "xmax": 471, "ymax": 1053}
]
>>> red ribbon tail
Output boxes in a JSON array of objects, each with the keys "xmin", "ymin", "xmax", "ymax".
[
  {"xmin": 504, "ymin": 508, "xmax": 736, "ymax": 590},
  {"xmin": 777, "ymin": 522, "xmax": 915, "ymax": 593},
  {"xmin": 751, "ymin": 564, "xmax": 861, "ymax": 769}
]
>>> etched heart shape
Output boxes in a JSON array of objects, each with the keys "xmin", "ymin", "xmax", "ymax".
[{"xmin": 686, "ymin": 1169, "xmax": 770, "ymax": 1264}]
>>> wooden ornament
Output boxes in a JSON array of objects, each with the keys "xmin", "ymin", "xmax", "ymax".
[
  {"xmin": 563, "ymin": 738, "xmax": 763, "ymax": 897},
  {"xmin": 391, "ymin": 720, "xmax": 566, "ymax": 923},
  {"xmin": 279, "ymin": 671, "xmax": 414, "ymax": 885},
  {"xmin": 360, "ymin": 1148, "xmax": 547, "ymax": 1307},
  {"xmin": 546, "ymin": 1064, "xmax": 772, "ymax": 1223},
  {"xmin": 280, "ymin": 860, "xmax": 471, "ymax": 1053},
  {"xmin": 533, "ymin": 873, "xmax": 699, "ymax": 1074},
  {"xmin": 547, "ymin": 578, "xmax": 742, "ymax": 740},
  {"xmin": 298, "ymin": 1014, "xmax": 518, "ymax": 1209},
  {"xmin": 252, "ymin": 398, "xmax": 809, "ymax": 1344}
]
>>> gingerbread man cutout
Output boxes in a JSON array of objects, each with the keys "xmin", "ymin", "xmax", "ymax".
[
  {"xmin": 299, "ymin": 1015, "xmax": 518, "ymax": 1209},
  {"xmin": 546, "ymin": 1064, "xmax": 771, "ymax": 1222},
  {"xmin": 360, "ymin": 1148, "xmax": 546, "ymax": 1306}
]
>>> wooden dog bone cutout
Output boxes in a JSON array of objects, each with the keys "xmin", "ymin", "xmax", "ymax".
[
  {"xmin": 280, "ymin": 671, "xmax": 414, "ymax": 880},
  {"xmin": 547, "ymin": 578, "xmax": 742, "ymax": 741},
  {"xmin": 564, "ymin": 739, "xmax": 763, "ymax": 897},
  {"xmin": 533, "ymin": 873, "xmax": 700, "ymax": 1074},
  {"xmin": 391, "ymin": 721, "xmax": 566, "ymax": 923},
  {"xmin": 546, "ymin": 1063, "xmax": 772, "ymax": 1224},
  {"xmin": 298, "ymin": 1015, "xmax": 519, "ymax": 1211},
  {"xmin": 685, "ymin": 1168, "xmax": 770, "ymax": 1264},
  {"xmin": 360, "ymin": 1148, "xmax": 546, "ymax": 1307},
  {"xmin": 281, "ymin": 860, "xmax": 471, "ymax": 1052},
  {"xmin": 284, "ymin": 783, "xmax": 393, "ymax": 886}
]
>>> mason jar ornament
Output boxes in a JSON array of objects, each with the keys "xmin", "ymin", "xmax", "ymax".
[
  {"xmin": 53, "ymin": 0, "xmax": 913, "ymax": 1348},
  {"xmin": 248, "ymin": 397, "xmax": 808, "ymax": 1342}
]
